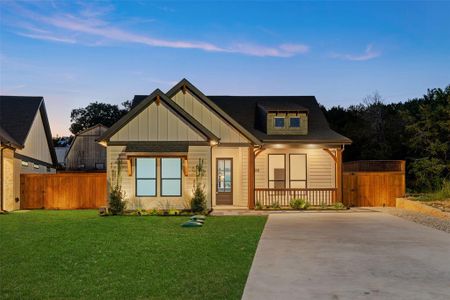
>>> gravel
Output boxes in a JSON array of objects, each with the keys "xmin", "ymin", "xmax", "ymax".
[{"xmin": 376, "ymin": 207, "xmax": 450, "ymax": 234}]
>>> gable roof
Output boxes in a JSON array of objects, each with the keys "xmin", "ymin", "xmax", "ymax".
[
  {"xmin": 0, "ymin": 96, "xmax": 58, "ymax": 164},
  {"xmin": 208, "ymin": 96, "xmax": 351, "ymax": 144},
  {"xmin": 65, "ymin": 124, "xmax": 108, "ymax": 160},
  {"xmin": 165, "ymin": 79, "xmax": 261, "ymax": 144},
  {"xmin": 98, "ymin": 89, "xmax": 219, "ymax": 142}
]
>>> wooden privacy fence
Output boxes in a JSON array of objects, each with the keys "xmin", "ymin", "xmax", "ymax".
[
  {"xmin": 343, "ymin": 160, "xmax": 405, "ymax": 207},
  {"xmin": 20, "ymin": 172, "xmax": 107, "ymax": 209}
]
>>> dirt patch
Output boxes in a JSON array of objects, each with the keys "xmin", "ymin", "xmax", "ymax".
[{"xmin": 421, "ymin": 200, "xmax": 450, "ymax": 212}]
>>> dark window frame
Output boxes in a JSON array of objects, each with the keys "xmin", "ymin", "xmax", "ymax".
[
  {"xmin": 160, "ymin": 157, "xmax": 183, "ymax": 197},
  {"xmin": 268, "ymin": 154, "xmax": 286, "ymax": 189},
  {"xmin": 289, "ymin": 154, "xmax": 307, "ymax": 188},
  {"xmin": 135, "ymin": 157, "xmax": 157, "ymax": 197}
]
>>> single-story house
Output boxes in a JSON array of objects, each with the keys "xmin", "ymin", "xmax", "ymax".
[
  {"xmin": 0, "ymin": 96, "xmax": 57, "ymax": 211},
  {"xmin": 65, "ymin": 124, "xmax": 108, "ymax": 170},
  {"xmin": 98, "ymin": 79, "xmax": 351, "ymax": 210}
]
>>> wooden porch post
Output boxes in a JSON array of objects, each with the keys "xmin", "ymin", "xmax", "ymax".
[
  {"xmin": 248, "ymin": 146, "xmax": 255, "ymax": 209},
  {"xmin": 336, "ymin": 148, "xmax": 343, "ymax": 204}
]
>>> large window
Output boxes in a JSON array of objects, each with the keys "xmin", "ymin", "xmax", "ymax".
[
  {"xmin": 268, "ymin": 154, "xmax": 285, "ymax": 188},
  {"xmin": 161, "ymin": 158, "xmax": 182, "ymax": 196},
  {"xmin": 136, "ymin": 158, "xmax": 156, "ymax": 196},
  {"xmin": 290, "ymin": 154, "xmax": 307, "ymax": 188}
]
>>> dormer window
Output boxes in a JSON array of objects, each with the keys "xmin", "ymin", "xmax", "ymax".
[
  {"xmin": 274, "ymin": 117, "xmax": 285, "ymax": 128},
  {"xmin": 289, "ymin": 117, "xmax": 300, "ymax": 128}
]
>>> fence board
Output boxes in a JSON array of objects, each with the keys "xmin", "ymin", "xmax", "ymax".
[
  {"xmin": 343, "ymin": 172, "xmax": 405, "ymax": 207},
  {"xmin": 20, "ymin": 173, "xmax": 107, "ymax": 209}
]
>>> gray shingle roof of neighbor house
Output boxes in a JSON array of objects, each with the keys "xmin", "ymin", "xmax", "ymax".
[
  {"xmin": 122, "ymin": 79, "xmax": 351, "ymax": 145},
  {"xmin": 0, "ymin": 96, "xmax": 58, "ymax": 165}
]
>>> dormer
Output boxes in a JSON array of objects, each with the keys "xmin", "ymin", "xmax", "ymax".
[{"xmin": 256, "ymin": 101, "xmax": 308, "ymax": 135}]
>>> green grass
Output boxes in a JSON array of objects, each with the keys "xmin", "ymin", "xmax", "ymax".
[
  {"xmin": 0, "ymin": 210, "xmax": 266, "ymax": 299},
  {"xmin": 410, "ymin": 180, "xmax": 450, "ymax": 202}
]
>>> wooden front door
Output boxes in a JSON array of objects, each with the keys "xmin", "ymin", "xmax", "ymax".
[{"xmin": 216, "ymin": 158, "xmax": 233, "ymax": 205}]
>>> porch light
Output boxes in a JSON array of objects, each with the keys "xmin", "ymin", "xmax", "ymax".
[
  {"xmin": 210, "ymin": 140, "xmax": 219, "ymax": 146},
  {"xmin": 98, "ymin": 141, "xmax": 107, "ymax": 147}
]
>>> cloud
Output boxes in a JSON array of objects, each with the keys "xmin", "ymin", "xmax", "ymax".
[
  {"xmin": 5, "ymin": 3, "xmax": 309, "ymax": 58},
  {"xmin": 331, "ymin": 44, "xmax": 380, "ymax": 61}
]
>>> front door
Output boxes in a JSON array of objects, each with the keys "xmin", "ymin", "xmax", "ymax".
[{"xmin": 216, "ymin": 158, "xmax": 233, "ymax": 205}]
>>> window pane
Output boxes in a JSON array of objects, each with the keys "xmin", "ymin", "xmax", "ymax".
[
  {"xmin": 290, "ymin": 155, "xmax": 306, "ymax": 180},
  {"xmin": 162, "ymin": 179, "xmax": 181, "ymax": 196},
  {"xmin": 274, "ymin": 117, "xmax": 285, "ymax": 128},
  {"xmin": 290, "ymin": 117, "xmax": 300, "ymax": 128},
  {"xmin": 269, "ymin": 155, "xmax": 285, "ymax": 180},
  {"xmin": 136, "ymin": 158, "xmax": 156, "ymax": 178},
  {"xmin": 290, "ymin": 181, "xmax": 306, "ymax": 188},
  {"xmin": 161, "ymin": 158, "xmax": 181, "ymax": 178},
  {"xmin": 136, "ymin": 179, "xmax": 156, "ymax": 196}
]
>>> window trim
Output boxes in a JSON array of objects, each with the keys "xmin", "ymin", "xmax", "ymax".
[
  {"xmin": 135, "ymin": 157, "xmax": 157, "ymax": 197},
  {"xmin": 160, "ymin": 157, "xmax": 183, "ymax": 197},
  {"xmin": 289, "ymin": 154, "xmax": 307, "ymax": 188},
  {"xmin": 289, "ymin": 117, "xmax": 301, "ymax": 128},
  {"xmin": 273, "ymin": 116, "xmax": 285, "ymax": 128},
  {"xmin": 268, "ymin": 154, "xmax": 286, "ymax": 189}
]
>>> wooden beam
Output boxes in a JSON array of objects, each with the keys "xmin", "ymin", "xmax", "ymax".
[
  {"xmin": 183, "ymin": 159, "xmax": 189, "ymax": 177},
  {"xmin": 127, "ymin": 158, "xmax": 132, "ymax": 177},
  {"xmin": 336, "ymin": 148, "xmax": 343, "ymax": 204},
  {"xmin": 182, "ymin": 84, "xmax": 187, "ymax": 94},
  {"xmin": 156, "ymin": 95, "xmax": 161, "ymax": 106},
  {"xmin": 322, "ymin": 148, "xmax": 337, "ymax": 162},
  {"xmin": 248, "ymin": 146, "xmax": 255, "ymax": 209}
]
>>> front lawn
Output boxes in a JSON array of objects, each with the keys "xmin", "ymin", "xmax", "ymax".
[{"xmin": 0, "ymin": 210, "xmax": 266, "ymax": 299}]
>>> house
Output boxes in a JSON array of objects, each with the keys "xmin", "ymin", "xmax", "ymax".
[
  {"xmin": 98, "ymin": 79, "xmax": 351, "ymax": 210},
  {"xmin": 65, "ymin": 124, "xmax": 108, "ymax": 170},
  {"xmin": 0, "ymin": 96, "xmax": 57, "ymax": 211}
]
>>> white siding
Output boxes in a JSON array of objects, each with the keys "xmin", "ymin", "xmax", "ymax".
[
  {"xmin": 255, "ymin": 148, "xmax": 336, "ymax": 189},
  {"xmin": 16, "ymin": 110, "xmax": 52, "ymax": 164},
  {"xmin": 172, "ymin": 90, "xmax": 250, "ymax": 143},
  {"xmin": 110, "ymin": 102, "xmax": 205, "ymax": 142},
  {"xmin": 107, "ymin": 145, "xmax": 211, "ymax": 210}
]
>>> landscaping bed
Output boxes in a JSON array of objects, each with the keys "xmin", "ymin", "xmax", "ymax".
[{"xmin": 0, "ymin": 210, "xmax": 266, "ymax": 299}]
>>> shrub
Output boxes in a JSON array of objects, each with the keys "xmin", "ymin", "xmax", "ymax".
[
  {"xmin": 334, "ymin": 202, "xmax": 346, "ymax": 209},
  {"xmin": 290, "ymin": 198, "xmax": 310, "ymax": 210},
  {"xmin": 270, "ymin": 201, "xmax": 281, "ymax": 209},
  {"xmin": 255, "ymin": 201, "xmax": 263, "ymax": 210},
  {"xmin": 109, "ymin": 184, "xmax": 126, "ymax": 215},
  {"xmin": 191, "ymin": 159, "xmax": 207, "ymax": 213},
  {"xmin": 168, "ymin": 209, "xmax": 180, "ymax": 216}
]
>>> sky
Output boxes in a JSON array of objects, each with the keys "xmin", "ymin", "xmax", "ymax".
[{"xmin": 1, "ymin": 1, "xmax": 449, "ymax": 137}]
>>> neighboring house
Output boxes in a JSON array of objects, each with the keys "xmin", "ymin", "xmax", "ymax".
[
  {"xmin": 98, "ymin": 79, "xmax": 351, "ymax": 210},
  {"xmin": 0, "ymin": 96, "xmax": 57, "ymax": 211},
  {"xmin": 65, "ymin": 124, "xmax": 108, "ymax": 170},
  {"xmin": 54, "ymin": 146, "xmax": 69, "ymax": 168}
]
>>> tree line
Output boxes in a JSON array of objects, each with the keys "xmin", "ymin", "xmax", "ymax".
[{"xmin": 323, "ymin": 85, "xmax": 449, "ymax": 192}]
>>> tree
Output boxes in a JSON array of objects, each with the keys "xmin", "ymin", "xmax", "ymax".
[{"xmin": 69, "ymin": 101, "xmax": 131, "ymax": 134}]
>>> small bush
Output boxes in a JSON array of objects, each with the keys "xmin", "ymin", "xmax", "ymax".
[
  {"xmin": 334, "ymin": 202, "xmax": 346, "ymax": 209},
  {"xmin": 270, "ymin": 201, "xmax": 281, "ymax": 209},
  {"xmin": 290, "ymin": 198, "xmax": 310, "ymax": 210},
  {"xmin": 191, "ymin": 159, "xmax": 207, "ymax": 213},
  {"xmin": 255, "ymin": 201, "xmax": 263, "ymax": 210},
  {"xmin": 109, "ymin": 185, "xmax": 126, "ymax": 215},
  {"xmin": 168, "ymin": 209, "xmax": 180, "ymax": 216}
]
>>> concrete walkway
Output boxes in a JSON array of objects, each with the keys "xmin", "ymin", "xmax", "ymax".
[{"xmin": 243, "ymin": 212, "xmax": 450, "ymax": 300}]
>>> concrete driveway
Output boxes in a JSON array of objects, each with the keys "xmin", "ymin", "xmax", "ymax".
[{"xmin": 243, "ymin": 212, "xmax": 450, "ymax": 300}]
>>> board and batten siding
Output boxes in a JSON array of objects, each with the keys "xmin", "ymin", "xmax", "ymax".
[
  {"xmin": 16, "ymin": 110, "xmax": 52, "ymax": 164},
  {"xmin": 107, "ymin": 145, "xmax": 211, "ymax": 209},
  {"xmin": 110, "ymin": 102, "xmax": 205, "ymax": 142},
  {"xmin": 66, "ymin": 126, "xmax": 107, "ymax": 170},
  {"xmin": 255, "ymin": 148, "xmax": 336, "ymax": 189},
  {"xmin": 172, "ymin": 91, "xmax": 250, "ymax": 143}
]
